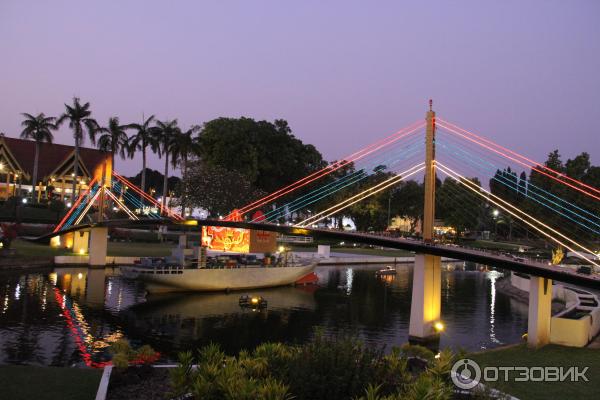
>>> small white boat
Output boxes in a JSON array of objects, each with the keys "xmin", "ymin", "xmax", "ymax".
[{"xmin": 122, "ymin": 257, "xmax": 317, "ymax": 293}]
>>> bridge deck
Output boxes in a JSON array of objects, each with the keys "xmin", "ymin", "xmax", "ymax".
[{"xmin": 35, "ymin": 218, "xmax": 600, "ymax": 290}]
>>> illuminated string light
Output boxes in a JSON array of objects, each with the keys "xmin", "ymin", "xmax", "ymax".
[
  {"xmin": 436, "ymin": 140, "xmax": 600, "ymax": 234},
  {"xmin": 235, "ymin": 121, "xmax": 426, "ymax": 217},
  {"xmin": 437, "ymin": 118, "xmax": 600, "ymax": 197},
  {"xmin": 104, "ymin": 189, "xmax": 139, "ymax": 220},
  {"xmin": 436, "ymin": 137, "xmax": 600, "ymax": 223},
  {"xmin": 260, "ymin": 139, "xmax": 425, "ymax": 222},
  {"xmin": 74, "ymin": 189, "xmax": 103, "ymax": 226},
  {"xmin": 112, "ymin": 180, "xmax": 161, "ymax": 219},
  {"xmin": 298, "ymin": 163, "xmax": 425, "ymax": 227},
  {"xmin": 63, "ymin": 184, "xmax": 101, "ymax": 229},
  {"xmin": 54, "ymin": 177, "xmax": 99, "ymax": 232},
  {"xmin": 112, "ymin": 172, "xmax": 183, "ymax": 220},
  {"xmin": 436, "ymin": 162, "xmax": 599, "ymax": 267},
  {"xmin": 436, "ymin": 121, "xmax": 600, "ymax": 201}
]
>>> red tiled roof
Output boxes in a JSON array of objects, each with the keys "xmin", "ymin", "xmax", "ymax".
[{"xmin": 1, "ymin": 136, "xmax": 109, "ymax": 180}]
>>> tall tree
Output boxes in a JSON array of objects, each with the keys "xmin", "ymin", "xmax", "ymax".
[
  {"xmin": 127, "ymin": 114, "xmax": 156, "ymax": 196},
  {"xmin": 20, "ymin": 113, "xmax": 57, "ymax": 200},
  {"xmin": 198, "ymin": 117, "xmax": 325, "ymax": 193},
  {"xmin": 153, "ymin": 119, "xmax": 179, "ymax": 212},
  {"xmin": 171, "ymin": 125, "xmax": 200, "ymax": 214},
  {"xmin": 56, "ymin": 98, "xmax": 99, "ymax": 199},
  {"xmin": 391, "ymin": 180, "xmax": 423, "ymax": 234},
  {"xmin": 95, "ymin": 117, "xmax": 130, "ymax": 171}
]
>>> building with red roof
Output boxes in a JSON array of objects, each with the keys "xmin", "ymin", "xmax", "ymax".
[{"xmin": 0, "ymin": 134, "xmax": 110, "ymax": 202}]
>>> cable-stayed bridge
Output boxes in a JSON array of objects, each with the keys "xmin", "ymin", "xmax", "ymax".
[{"xmin": 41, "ymin": 101, "xmax": 599, "ymax": 347}]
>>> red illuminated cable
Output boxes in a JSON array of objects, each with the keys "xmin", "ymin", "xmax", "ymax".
[
  {"xmin": 436, "ymin": 121, "xmax": 600, "ymax": 202},
  {"xmin": 112, "ymin": 173, "xmax": 175, "ymax": 218},
  {"xmin": 112, "ymin": 172, "xmax": 183, "ymax": 220},
  {"xmin": 234, "ymin": 121, "xmax": 425, "ymax": 217},
  {"xmin": 53, "ymin": 177, "xmax": 99, "ymax": 232},
  {"xmin": 437, "ymin": 118, "xmax": 600, "ymax": 197},
  {"xmin": 237, "ymin": 120, "xmax": 424, "ymax": 214}
]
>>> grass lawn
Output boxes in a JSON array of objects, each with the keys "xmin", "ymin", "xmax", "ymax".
[
  {"xmin": 470, "ymin": 344, "xmax": 599, "ymax": 400},
  {"xmin": 0, "ymin": 365, "xmax": 102, "ymax": 400},
  {"xmin": 10, "ymin": 238, "xmax": 175, "ymax": 259}
]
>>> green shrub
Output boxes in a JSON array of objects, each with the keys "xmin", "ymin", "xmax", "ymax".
[
  {"xmin": 170, "ymin": 339, "xmax": 461, "ymax": 400},
  {"xmin": 169, "ymin": 351, "xmax": 194, "ymax": 397}
]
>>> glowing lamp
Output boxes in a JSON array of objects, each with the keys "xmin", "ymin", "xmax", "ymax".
[
  {"xmin": 251, "ymin": 297, "xmax": 259, "ymax": 304},
  {"xmin": 434, "ymin": 321, "xmax": 445, "ymax": 333}
]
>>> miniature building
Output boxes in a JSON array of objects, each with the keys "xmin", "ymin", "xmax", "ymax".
[{"xmin": 0, "ymin": 135, "xmax": 111, "ymax": 202}]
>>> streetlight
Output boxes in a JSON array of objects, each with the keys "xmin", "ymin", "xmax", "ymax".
[{"xmin": 492, "ymin": 209, "xmax": 500, "ymax": 238}]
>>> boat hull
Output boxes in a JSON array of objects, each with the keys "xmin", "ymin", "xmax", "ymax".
[{"xmin": 123, "ymin": 264, "xmax": 317, "ymax": 293}]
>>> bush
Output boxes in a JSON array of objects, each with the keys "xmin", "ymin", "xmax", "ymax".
[
  {"xmin": 109, "ymin": 339, "xmax": 159, "ymax": 370},
  {"xmin": 170, "ymin": 337, "xmax": 458, "ymax": 400}
]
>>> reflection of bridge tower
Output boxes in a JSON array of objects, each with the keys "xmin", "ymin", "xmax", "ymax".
[{"xmin": 409, "ymin": 101, "xmax": 442, "ymax": 343}]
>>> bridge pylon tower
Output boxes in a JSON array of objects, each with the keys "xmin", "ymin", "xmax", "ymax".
[{"xmin": 409, "ymin": 100, "xmax": 442, "ymax": 344}]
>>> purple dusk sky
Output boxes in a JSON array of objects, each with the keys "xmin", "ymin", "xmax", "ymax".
[{"xmin": 1, "ymin": 1, "xmax": 599, "ymax": 177}]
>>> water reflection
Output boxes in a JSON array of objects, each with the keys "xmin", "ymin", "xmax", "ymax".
[{"xmin": 0, "ymin": 263, "xmax": 530, "ymax": 366}]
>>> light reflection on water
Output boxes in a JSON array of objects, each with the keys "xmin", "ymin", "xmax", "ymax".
[{"xmin": 0, "ymin": 263, "xmax": 529, "ymax": 366}]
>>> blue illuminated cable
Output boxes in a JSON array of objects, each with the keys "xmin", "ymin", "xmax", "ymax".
[
  {"xmin": 437, "ymin": 140, "xmax": 600, "ymax": 232},
  {"xmin": 259, "ymin": 136, "xmax": 424, "ymax": 221},
  {"xmin": 264, "ymin": 140, "xmax": 424, "ymax": 221},
  {"xmin": 436, "ymin": 135, "xmax": 600, "ymax": 223},
  {"xmin": 277, "ymin": 145, "xmax": 425, "ymax": 221},
  {"xmin": 63, "ymin": 184, "xmax": 100, "ymax": 228},
  {"xmin": 437, "ymin": 140, "xmax": 600, "ymax": 234},
  {"xmin": 276, "ymin": 145, "xmax": 424, "ymax": 221},
  {"xmin": 112, "ymin": 180, "xmax": 160, "ymax": 218},
  {"xmin": 256, "ymin": 133, "xmax": 425, "ymax": 221}
]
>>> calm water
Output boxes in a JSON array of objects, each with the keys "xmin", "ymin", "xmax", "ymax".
[{"xmin": 0, "ymin": 263, "xmax": 529, "ymax": 367}]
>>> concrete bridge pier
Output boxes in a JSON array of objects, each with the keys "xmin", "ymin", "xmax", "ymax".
[
  {"xmin": 527, "ymin": 276, "xmax": 552, "ymax": 347},
  {"xmin": 409, "ymin": 254, "xmax": 442, "ymax": 343},
  {"xmin": 89, "ymin": 227, "xmax": 108, "ymax": 267},
  {"xmin": 73, "ymin": 230, "xmax": 89, "ymax": 255}
]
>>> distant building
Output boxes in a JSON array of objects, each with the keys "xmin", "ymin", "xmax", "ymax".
[{"xmin": 0, "ymin": 135, "xmax": 111, "ymax": 202}]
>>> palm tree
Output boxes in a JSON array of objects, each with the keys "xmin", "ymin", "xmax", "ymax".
[
  {"xmin": 153, "ymin": 119, "xmax": 179, "ymax": 213},
  {"xmin": 20, "ymin": 113, "xmax": 58, "ymax": 201},
  {"xmin": 95, "ymin": 117, "xmax": 130, "ymax": 171},
  {"xmin": 127, "ymin": 114, "xmax": 156, "ymax": 197},
  {"xmin": 56, "ymin": 98, "xmax": 99, "ymax": 200},
  {"xmin": 170, "ymin": 125, "xmax": 200, "ymax": 215}
]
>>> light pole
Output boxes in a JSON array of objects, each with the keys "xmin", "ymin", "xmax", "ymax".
[{"xmin": 493, "ymin": 209, "xmax": 500, "ymax": 238}]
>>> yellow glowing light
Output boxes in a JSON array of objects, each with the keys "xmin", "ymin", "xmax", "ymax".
[
  {"xmin": 278, "ymin": 245, "xmax": 285, "ymax": 253},
  {"xmin": 77, "ymin": 272, "xmax": 83, "ymax": 279},
  {"xmin": 0, "ymin": 162, "xmax": 3, "ymax": 170},
  {"xmin": 183, "ymin": 219, "xmax": 198, "ymax": 226},
  {"xmin": 251, "ymin": 297, "xmax": 259, "ymax": 304},
  {"xmin": 436, "ymin": 162, "xmax": 599, "ymax": 268},
  {"xmin": 79, "ymin": 249, "xmax": 85, "ymax": 255},
  {"xmin": 434, "ymin": 322, "xmax": 445, "ymax": 332},
  {"xmin": 298, "ymin": 164, "xmax": 425, "ymax": 227}
]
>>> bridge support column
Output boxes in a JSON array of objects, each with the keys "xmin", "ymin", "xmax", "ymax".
[
  {"xmin": 409, "ymin": 254, "xmax": 441, "ymax": 342},
  {"xmin": 527, "ymin": 276, "xmax": 552, "ymax": 348},
  {"xmin": 89, "ymin": 227, "xmax": 108, "ymax": 267},
  {"xmin": 73, "ymin": 230, "xmax": 89, "ymax": 255}
]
